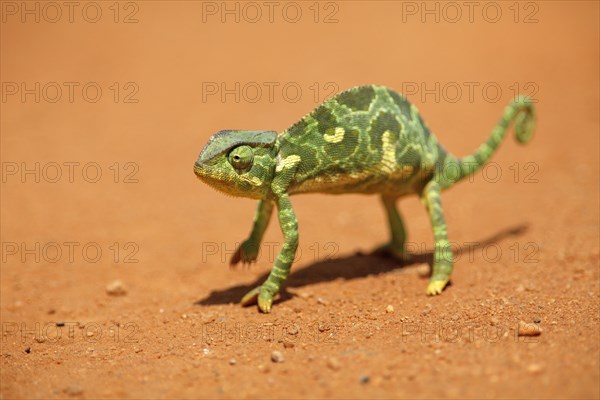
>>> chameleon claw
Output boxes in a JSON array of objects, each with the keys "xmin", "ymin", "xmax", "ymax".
[
  {"xmin": 240, "ymin": 286, "xmax": 274, "ymax": 313},
  {"xmin": 426, "ymin": 279, "xmax": 449, "ymax": 295},
  {"xmin": 230, "ymin": 240, "xmax": 259, "ymax": 267},
  {"xmin": 240, "ymin": 286, "xmax": 261, "ymax": 306},
  {"xmin": 257, "ymin": 291, "xmax": 273, "ymax": 313}
]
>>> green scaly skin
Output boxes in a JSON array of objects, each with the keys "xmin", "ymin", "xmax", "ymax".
[{"xmin": 194, "ymin": 85, "xmax": 536, "ymax": 313}]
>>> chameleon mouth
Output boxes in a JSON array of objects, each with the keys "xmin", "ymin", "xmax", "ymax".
[{"xmin": 194, "ymin": 162, "xmax": 206, "ymax": 178}]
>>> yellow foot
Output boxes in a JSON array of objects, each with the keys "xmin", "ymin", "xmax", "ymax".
[
  {"xmin": 240, "ymin": 286, "xmax": 274, "ymax": 313},
  {"xmin": 372, "ymin": 243, "xmax": 412, "ymax": 262},
  {"xmin": 426, "ymin": 279, "xmax": 449, "ymax": 295}
]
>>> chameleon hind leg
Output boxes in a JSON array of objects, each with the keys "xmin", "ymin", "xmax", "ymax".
[
  {"xmin": 230, "ymin": 200, "xmax": 274, "ymax": 266},
  {"xmin": 240, "ymin": 194, "xmax": 298, "ymax": 313},
  {"xmin": 421, "ymin": 180, "xmax": 453, "ymax": 295},
  {"xmin": 374, "ymin": 195, "xmax": 411, "ymax": 261}
]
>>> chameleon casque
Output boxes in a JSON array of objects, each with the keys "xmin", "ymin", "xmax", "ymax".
[{"xmin": 194, "ymin": 85, "xmax": 536, "ymax": 313}]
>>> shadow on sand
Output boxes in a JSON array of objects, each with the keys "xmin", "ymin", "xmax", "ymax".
[{"xmin": 194, "ymin": 224, "xmax": 527, "ymax": 308}]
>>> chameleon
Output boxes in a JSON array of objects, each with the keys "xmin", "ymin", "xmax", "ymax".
[{"xmin": 194, "ymin": 85, "xmax": 536, "ymax": 313}]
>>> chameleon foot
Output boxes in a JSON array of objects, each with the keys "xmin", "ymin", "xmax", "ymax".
[
  {"xmin": 372, "ymin": 243, "xmax": 412, "ymax": 262},
  {"xmin": 240, "ymin": 286, "xmax": 274, "ymax": 313},
  {"xmin": 230, "ymin": 240, "xmax": 259, "ymax": 266},
  {"xmin": 426, "ymin": 279, "xmax": 449, "ymax": 295}
]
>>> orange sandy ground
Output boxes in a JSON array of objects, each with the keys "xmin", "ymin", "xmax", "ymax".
[{"xmin": 1, "ymin": 2, "xmax": 599, "ymax": 399}]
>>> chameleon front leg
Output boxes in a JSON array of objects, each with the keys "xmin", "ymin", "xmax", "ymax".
[
  {"xmin": 374, "ymin": 195, "xmax": 410, "ymax": 261},
  {"xmin": 240, "ymin": 194, "xmax": 298, "ymax": 313},
  {"xmin": 230, "ymin": 199, "xmax": 274, "ymax": 266},
  {"xmin": 421, "ymin": 180, "xmax": 453, "ymax": 295}
]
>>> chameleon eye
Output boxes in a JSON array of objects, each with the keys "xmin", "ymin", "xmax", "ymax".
[{"xmin": 228, "ymin": 145, "xmax": 254, "ymax": 171}]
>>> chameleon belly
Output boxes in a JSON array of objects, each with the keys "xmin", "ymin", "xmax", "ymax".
[{"xmin": 279, "ymin": 85, "xmax": 440, "ymax": 195}]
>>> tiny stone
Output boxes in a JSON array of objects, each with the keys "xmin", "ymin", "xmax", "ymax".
[
  {"xmin": 56, "ymin": 321, "xmax": 65, "ymax": 327},
  {"xmin": 386, "ymin": 305, "xmax": 395, "ymax": 313},
  {"xmin": 229, "ymin": 358, "xmax": 237, "ymax": 365},
  {"xmin": 257, "ymin": 364, "xmax": 270, "ymax": 373},
  {"xmin": 527, "ymin": 363, "xmax": 543, "ymax": 374},
  {"xmin": 533, "ymin": 317, "xmax": 542, "ymax": 323},
  {"xmin": 35, "ymin": 336, "xmax": 46, "ymax": 343},
  {"xmin": 327, "ymin": 357, "xmax": 341, "ymax": 371},
  {"xmin": 317, "ymin": 297, "xmax": 329, "ymax": 305},
  {"xmin": 359, "ymin": 375, "xmax": 370, "ymax": 384},
  {"xmin": 106, "ymin": 280, "xmax": 127, "ymax": 296},
  {"xmin": 64, "ymin": 384, "xmax": 83, "ymax": 396},
  {"xmin": 271, "ymin": 350, "xmax": 284, "ymax": 363},
  {"xmin": 516, "ymin": 284, "xmax": 525, "ymax": 293},
  {"xmin": 416, "ymin": 263, "xmax": 430, "ymax": 278},
  {"xmin": 518, "ymin": 321, "xmax": 542, "ymax": 336},
  {"xmin": 283, "ymin": 341, "xmax": 295, "ymax": 349},
  {"xmin": 24, "ymin": 347, "xmax": 31, "ymax": 354}
]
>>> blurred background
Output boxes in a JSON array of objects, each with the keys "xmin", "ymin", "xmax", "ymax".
[{"xmin": 1, "ymin": 1, "xmax": 598, "ymax": 399}]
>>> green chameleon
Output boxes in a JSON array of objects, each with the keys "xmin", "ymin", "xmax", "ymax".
[{"xmin": 194, "ymin": 85, "xmax": 536, "ymax": 313}]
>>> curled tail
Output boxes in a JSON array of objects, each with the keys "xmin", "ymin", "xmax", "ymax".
[{"xmin": 436, "ymin": 95, "xmax": 536, "ymax": 189}]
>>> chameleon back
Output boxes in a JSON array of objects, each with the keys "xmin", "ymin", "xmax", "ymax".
[{"xmin": 277, "ymin": 85, "xmax": 442, "ymax": 196}]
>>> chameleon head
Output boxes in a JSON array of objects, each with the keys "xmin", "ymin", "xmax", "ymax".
[{"xmin": 194, "ymin": 130, "xmax": 278, "ymax": 199}]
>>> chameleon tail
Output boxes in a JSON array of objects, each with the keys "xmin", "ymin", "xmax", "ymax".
[{"xmin": 436, "ymin": 95, "xmax": 536, "ymax": 189}]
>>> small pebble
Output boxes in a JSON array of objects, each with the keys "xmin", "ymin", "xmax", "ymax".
[
  {"xmin": 106, "ymin": 280, "xmax": 127, "ymax": 296},
  {"xmin": 24, "ymin": 347, "xmax": 31, "ymax": 354},
  {"xmin": 317, "ymin": 297, "xmax": 329, "ymax": 305},
  {"xmin": 283, "ymin": 341, "xmax": 295, "ymax": 349},
  {"xmin": 416, "ymin": 263, "xmax": 430, "ymax": 278},
  {"xmin": 518, "ymin": 321, "xmax": 542, "ymax": 336},
  {"xmin": 56, "ymin": 321, "xmax": 65, "ymax": 327},
  {"xmin": 386, "ymin": 305, "xmax": 395, "ymax": 313},
  {"xmin": 533, "ymin": 317, "xmax": 542, "ymax": 323},
  {"xmin": 271, "ymin": 350, "xmax": 284, "ymax": 363},
  {"xmin": 527, "ymin": 363, "xmax": 543, "ymax": 374},
  {"xmin": 64, "ymin": 384, "xmax": 83, "ymax": 396},
  {"xmin": 359, "ymin": 375, "xmax": 370, "ymax": 384},
  {"xmin": 257, "ymin": 364, "xmax": 270, "ymax": 373},
  {"xmin": 229, "ymin": 358, "xmax": 237, "ymax": 365},
  {"xmin": 327, "ymin": 357, "xmax": 341, "ymax": 371}
]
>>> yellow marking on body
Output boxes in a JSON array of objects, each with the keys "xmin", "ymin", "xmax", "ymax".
[
  {"xmin": 275, "ymin": 154, "xmax": 301, "ymax": 172},
  {"xmin": 323, "ymin": 127, "xmax": 345, "ymax": 143},
  {"xmin": 380, "ymin": 131, "xmax": 396, "ymax": 174},
  {"xmin": 241, "ymin": 175, "xmax": 263, "ymax": 186}
]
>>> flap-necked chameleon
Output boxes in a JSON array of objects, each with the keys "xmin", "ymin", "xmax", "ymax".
[{"xmin": 194, "ymin": 85, "xmax": 536, "ymax": 313}]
